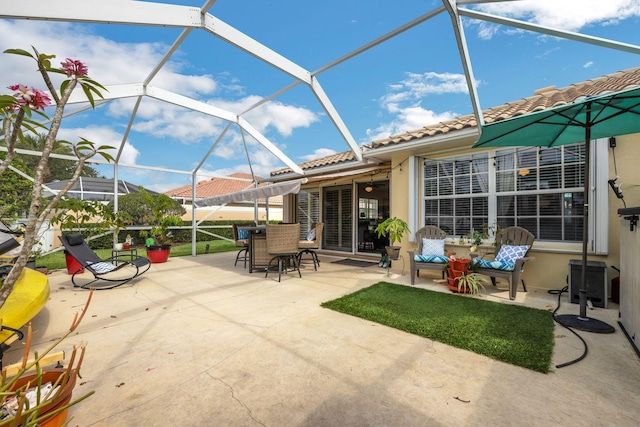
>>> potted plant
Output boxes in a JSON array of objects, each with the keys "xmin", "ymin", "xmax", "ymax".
[
  {"xmin": 138, "ymin": 189, "xmax": 184, "ymax": 263},
  {"xmin": 0, "ymin": 292, "xmax": 94, "ymax": 426},
  {"xmin": 453, "ymin": 272, "xmax": 488, "ymax": 295},
  {"xmin": 374, "ymin": 217, "xmax": 410, "ymax": 260}
]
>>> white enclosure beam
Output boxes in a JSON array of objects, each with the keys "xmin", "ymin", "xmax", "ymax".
[
  {"xmin": 444, "ymin": 0, "xmax": 484, "ymax": 126},
  {"xmin": 145, "ymin": 86, "xmax": 238, "ymax": 123},
  {"xmin": 0, "ymin": 0, "xmax": 202, "ymax": 28},
  {"xmin": 237, "ymin": 118, "xmax": 304, "ymax": 175},
  {"xmin": 459, "ymin": 8, "xmax": 640, "ymax": 56},
  {"xmin": 310, "ymin": 77, "xmax": 362, "ymax": 161},
  {"xmin": 202, "ymin": 14, "xmax": 312, "ymax": 84}
]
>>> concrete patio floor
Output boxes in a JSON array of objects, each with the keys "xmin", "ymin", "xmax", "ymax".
[{"xmin": 7, "ymin": 252, "xmax": 639, "ymax": 426}]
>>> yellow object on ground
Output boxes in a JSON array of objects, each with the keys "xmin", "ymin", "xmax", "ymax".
[{"xmin": 0, "ymin": 267, "xmax": 49, "ymax": 343}]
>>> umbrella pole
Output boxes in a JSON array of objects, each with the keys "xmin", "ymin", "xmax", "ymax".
[{"xmin": 555, "ymin": 115, "xmax": 614, "ymax": 333}]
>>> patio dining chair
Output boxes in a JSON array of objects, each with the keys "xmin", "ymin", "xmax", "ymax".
[
  {"xmin": 232, "ymin": 223, "xmax": 250, "ymax": 268},
  {"xmin": 407, "ymin": 226, "xmax": 448, "ymax": 285},
  {"xmin": 265, "ymin": 223, "xmax": 302, "ymax": 282},
  {"xmin": 470, "ymin": 226, "xmax": 535, "ymax": 300},
  {"xmin": 297, "ymin": 222, "xmax": 324, "ymax": 270},
  {"xmin": 59, "ymin": 233, "xmax": 151, "ymax": 290}
]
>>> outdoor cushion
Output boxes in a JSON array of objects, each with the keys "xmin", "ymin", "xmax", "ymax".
[
  {"xmin": 472, "ymin": 258, "xmax": 514, "ymax": 271},
  {"xmin": 67, "ymin": 233, "xmax": 84, "ymax": 246},
  {"xmin": 421, "ymin": 238, "xmax": 445, "ymax": 256},
  {"xmin": 495, "ymin": 245, "xmax": 530, "ymax": 264},
  {"xmin": 238, "ymin": 229, "xmax": 249, "ymax": 240},
  {"xmin": 87, "ymin": 261, "xmax": 117, "ymax": 274},
  {"xmin": 414, "ymin": 254, "xmax": 449, "ymax": 264},
  {"xmin": 306, "ymin": 228, "xmax": 316, "ymax": 241}
]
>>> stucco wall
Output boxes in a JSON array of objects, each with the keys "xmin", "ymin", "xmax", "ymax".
[{"xmin": 389, "ymin": 133, "xmax": 640, "ymax": 297}]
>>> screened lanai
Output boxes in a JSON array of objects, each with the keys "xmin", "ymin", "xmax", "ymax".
[{"xmin": 1, "ymin": 1, "xmax": 639, "ymax": 254}]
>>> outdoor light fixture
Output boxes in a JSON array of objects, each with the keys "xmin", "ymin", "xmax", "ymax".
[{"xmin": 365, "ymin": 177, "xmax": 374, "ymax": 192}]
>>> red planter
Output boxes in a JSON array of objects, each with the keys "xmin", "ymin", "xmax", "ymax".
[
  {"xmin": 64, "ymin": 252, "xmax": 84, "ymax": 275},
  {"xmin": 146, "ymin": 245, "xmax": 171, "ymax": 263},
  {"xmin": 450, "ymin": 258, "xmax": 471, "ymax": 272}
]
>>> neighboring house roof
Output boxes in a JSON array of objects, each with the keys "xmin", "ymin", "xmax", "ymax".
[
  {"xmin": 370, "ymin": 65, "xmax": 640, "ymax": 149},
  {"xmin": 44, "ymin": 177, "xmax": 154, "ymax": 201},
  {"xmin": 270, "ymin": 66, "xmax": 640, "ymax": 178},
  {"xmin": 165, "ymin": 172, "xmax": 282, "ymax": 205}
]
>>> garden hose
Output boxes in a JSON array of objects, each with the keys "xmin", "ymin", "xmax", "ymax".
[{"xmin": 548, "ymin": 286, "xmax": 588, "ymax": 368}]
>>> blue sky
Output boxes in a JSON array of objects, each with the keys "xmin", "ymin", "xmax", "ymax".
[{"xmin": 1, "ymin": 0, "xmax": 640, "ymax": 192}]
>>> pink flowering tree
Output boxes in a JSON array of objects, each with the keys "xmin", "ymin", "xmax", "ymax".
[{"xmin": 0, "ymin": 47, "xmax": 114, "ymax": 306}]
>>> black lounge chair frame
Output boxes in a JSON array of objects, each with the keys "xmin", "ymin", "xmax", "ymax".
[{"xmin": 59, "ymin": 233, "xmax": 151, "ymax": 289}]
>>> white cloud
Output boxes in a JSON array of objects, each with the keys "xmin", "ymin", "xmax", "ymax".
[
  {"xmin": 366, "ymin": 106, "xmax": 456, "ymax": 143},
  {"xmin": 380, "ymin": 72, "xmax": 471, "ymax": 106},
  {"xmin": 472, "ymin": 0, "xmax": 640, "ymax": 36},
  {"xmin": 0, "ymin": 21, "xmax": 217, "ymax": 98},
  {"xmin": 583, "ymin": 61, "xmax": 594, "ymax": 68},
  {"xmin": 368, "ymin": 71, "xmax": 466, "ymax": 142},
  {"xmin": 300, "ymin": 148, "xmax": 337, "ymax": 162},
  {"xmin": 57, "ymin": 126, "xmax": 140, "ymax": 166}
]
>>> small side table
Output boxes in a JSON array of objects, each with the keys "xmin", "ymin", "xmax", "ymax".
[{"xmin": 112, "ymin": 247, "xmax": 138, "ymax": 261}]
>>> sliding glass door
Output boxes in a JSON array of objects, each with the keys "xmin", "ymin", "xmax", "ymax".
[{"xmin": 323, "ymin": 185, "xmax": 352, "ymax": 252}]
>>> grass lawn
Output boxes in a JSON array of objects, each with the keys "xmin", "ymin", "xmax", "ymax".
[
  {"xmin": 35, "ymin": 240, "xmax": 237, "ymax": 271},
  {"xmin": 322, "ymin": 281, "xmax": 555, "ymax": 373}
]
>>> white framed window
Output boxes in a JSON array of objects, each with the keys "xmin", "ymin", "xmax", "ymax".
[
  {"xmin": 421, "ymin": 140, "xmax": 609, "ymax": 250},
  {"xmin": 423, "ymin": 153, "xmax": 489, "ymax": 238}
]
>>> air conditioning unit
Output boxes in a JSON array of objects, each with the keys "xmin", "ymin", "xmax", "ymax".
[{"xmin": 568, "ymin": 259, "xmax": 607, "ymax": 309}]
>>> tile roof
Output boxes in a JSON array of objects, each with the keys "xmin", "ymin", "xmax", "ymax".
[
  {"xmin": 270, "ymin": 150, "xmax": 359, "ymax": 177},
  {"xmin": 268, "ymin": 66, "xmax": 640, "ymax": 176},
  {"xmin": 165, "ymin": 172, "xmax": 282, "ymax": 204},
  {"xmin": 369, "ymin": 66, "xmax": 640, "ymax": 149}
]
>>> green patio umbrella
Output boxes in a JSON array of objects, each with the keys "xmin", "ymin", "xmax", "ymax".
[{"xmin": 474, "ymin": 85, "xmax": 640, "ymax": 333}]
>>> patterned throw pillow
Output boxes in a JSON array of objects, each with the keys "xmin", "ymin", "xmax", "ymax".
[
  {"xmin": 238, "ymin": 229, "xmax": 249, "ymax": 240},
  {"xmin": 472, "ymin": 258, "xmax": 515, "ymax": 271},
  {"xmin": 495, "ymin": 245, "xmax": 530, "ymax": 264},
  {"xmin": 421, "ymin": 238, "xmax": 445, "ymax": 256},
  {"xmin": 414, "ymin": 254, "xmax": 449, "ymax": 264},
  {"xmin": 306, "ymin": 228, "xmax": 316, "ymax": 241},
  {"xmin": 88, "ymin": 261, "xmax": 116, "ymax": 274}
]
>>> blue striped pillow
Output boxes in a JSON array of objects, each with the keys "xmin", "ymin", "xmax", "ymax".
[
  {"xmin": 414, "ymin": 254, "xmax": 449, "ymax": 263},
  {"xmin": 472, "ymin": 258, "xmax": 514, "ymax": 271}
]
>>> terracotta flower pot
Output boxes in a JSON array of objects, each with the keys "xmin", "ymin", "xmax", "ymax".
[
  {"xmin": 8, "ymin": 368, "xmax": 77, "ymax": 427},
  {"xmin": 450, "ymin": 258, "xmax": 471, "ymax": 272}
]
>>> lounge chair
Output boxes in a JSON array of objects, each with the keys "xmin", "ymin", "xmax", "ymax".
[
  {"xmin": 407, "ymin": 226, "xmax": 449, "ymax": 285},
  {"xmin": 59, "ymin": 233, "xmax": 151, "ymax": 289},
  {"xmin": 470, "ymin": 226, "xmax": 535, "ymax": 300}
]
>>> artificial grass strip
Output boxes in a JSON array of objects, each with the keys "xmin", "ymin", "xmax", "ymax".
[{"xmin": 321, "ymin": 282, "xmax": 555, "ymax": 373}]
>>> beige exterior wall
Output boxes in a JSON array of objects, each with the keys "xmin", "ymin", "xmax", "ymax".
[{"xmin": 387, "ymin": 133, "xmax": 640, "ymax": 295}]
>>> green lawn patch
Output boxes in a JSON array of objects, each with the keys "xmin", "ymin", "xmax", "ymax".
[{"xmin": 321, "ymin": 282, "xmax": 555, "ymax": 373}]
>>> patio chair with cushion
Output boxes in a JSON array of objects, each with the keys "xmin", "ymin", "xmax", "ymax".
[
  {"xmin": 297, "ymin": 222, "xmax": 324, "ymax": 270},
  {"xmin": 265, "ymin": 223, "xmax": 302, "ymax": 282},
  {"xmin": 232, "ymin": 224, "xmax": 250, "ymax": 268},
  {"xmin": 59, "ymin": 233, "xmax": 151, "ymax": 290},
  {"xmin": 408, "ymin": 226, "xmax": 448, "ymax": 285},
  {"xmin": 470, "ymin": 226, "xmax": 535, "ymax": 300}
]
